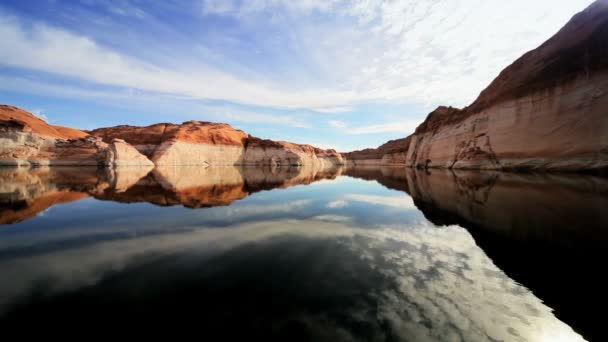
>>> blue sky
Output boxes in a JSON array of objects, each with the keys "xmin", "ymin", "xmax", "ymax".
[{"xmin": 0, "ymin": 0, "xmax": 593, "ymax": 151}]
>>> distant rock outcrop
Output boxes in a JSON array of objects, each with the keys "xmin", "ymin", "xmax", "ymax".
[
  {"xmin": 1, "ymin": 106, "xmax": 344, "ymax": 168},
  {"xmin": 90, "ymin": 121, "xmax": 344, "ymax": 167},
  {"xmin": 346, "ymin": 0, "xmax": 608, "ymax": 171}
]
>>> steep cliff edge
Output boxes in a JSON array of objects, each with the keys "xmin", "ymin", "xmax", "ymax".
[{"xmin": 346, "ymin": 0, "xmax": 608, "ymax": 171}]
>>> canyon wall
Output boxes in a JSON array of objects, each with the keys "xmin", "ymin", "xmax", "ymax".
[{"xmin": 345, "ymin": 0, "xmax": 608, "ymax": 171}]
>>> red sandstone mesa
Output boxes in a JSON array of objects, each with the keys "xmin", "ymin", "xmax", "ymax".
[{"xmin": 346, "ymin": 0, "xmax": 608, "ymax": 171}]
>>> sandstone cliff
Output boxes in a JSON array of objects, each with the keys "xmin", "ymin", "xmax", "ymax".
[
  {"xmin": 344, "ymin": 136, "xmax": 411, "ymax": 166},
  {"xmin": 90, "ymin": 121, "xmax": 344, "ymax": 167},
  {"xmin": 0, "ymin": 105, "xmax": 152, "ymax": 167},
  {"xmin": 1, "ymin": 106, "xmax": 344, "ymax": 168},
  {"xmin": 346, "ymin": 0, "xmax": 608, "ymax": 171}
]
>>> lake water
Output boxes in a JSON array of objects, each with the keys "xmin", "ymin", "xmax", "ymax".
[{"xmin": 0, "ymin": 166, "xmax": 606, "ymax": 341}]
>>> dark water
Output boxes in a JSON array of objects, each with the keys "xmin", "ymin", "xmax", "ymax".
[{"xmin": 0, "ymin": 166, "xmax": 606, "ymax": 341}]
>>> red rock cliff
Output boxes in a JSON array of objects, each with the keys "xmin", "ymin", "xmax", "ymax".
[{"xmin": 347, "ymin": 0, "xmax": 608, "ymax": 171}]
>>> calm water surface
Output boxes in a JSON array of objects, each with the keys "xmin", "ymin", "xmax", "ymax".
[{"xmin": 0, "ymin": 166, "xmax": 606, "ymax": 341}]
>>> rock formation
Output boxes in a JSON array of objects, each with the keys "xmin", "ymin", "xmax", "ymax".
[
  {"xmin": 90, "ymin": 121, "xmax": 344, "ymax": 167},
  {"xmin": 1, "ymin": 106, "xmax": 344, "ymax": 168},
  {"xmin": 344, "ymin": 136, "xmax": 411, "ymax": 166},
  {"xmin": 105, "ymin": 139, "xmax": 155, "ymax": 167},
  {"xmin": 346, "ymin": 1, "xmax": 608, "ymax": 171},
  {"xmin": 0, "ymin": 105, "xmax": 151, "ymax": 167}
]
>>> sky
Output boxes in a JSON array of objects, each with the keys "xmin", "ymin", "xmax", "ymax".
[{"xmin": 0, "ymin": 0, "xmax": 594, "ymax": 151}]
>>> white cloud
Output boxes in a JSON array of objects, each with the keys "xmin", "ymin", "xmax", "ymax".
[
  {"xmin": 30, "ymin": 108, "xmax": 48, "ymax": 122},
  {"xmin": 327, "ymin": 200, "xmax": 347, "ymax": 208},
  {"xmin": 313, "ymin": 106, "xmax": 353, "ymax": 114},
  {"xmin": 204, "ymin": 106, "xmax": 311, "ymax": 128},
  {"xmin": 0, "ymin": 12, "xmax": 360, "ymax": 109},
  {"xmin": 0, "ymin": 0, "xmax": 595, "ymax": 113},
  {"xmin": 311, "ymin": 214, "xmax": 352, "ymax": 222},
  {"xmin": 201, "ymin": 0, "xmax": 341, "ymax": 17},
  {"xmin": 345, "ymin": 120, "xmax": 420, "ymax": 135},
  {"xmin": 328, "ymin": 120, "xmax": 347, "ymax": 129},
  {"xmin": 328, "ymin": 118, "xmax": 420, "ymax": 135},
  {"xmin": 201, "ymin": 0, "xmax": 237, "ymax": 15},
  {"xmin": 344, "ymin": 194, "xmax": 417, "ymax": 209}
]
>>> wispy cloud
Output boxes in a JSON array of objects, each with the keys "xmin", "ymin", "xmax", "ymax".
[
  {"xmin": 345, "ymin": 120, "xmax": 420, "ymax": 135},
  {"xmin": 0, "ymin": 0, "xmax": 593, "ymax": 111},
  {"xmin": 0, "ymin": 11, "xmax": 359, "ymax": 109},
  {"xmin": 29, "ymin": 108, "xmax": 48, "ymax": 122},
  {"xmin": 328, "ymin": 120, "xmax": 347, "ymax": 129},
  {"xmin": 204, "ymin": 106, "xmax": 311, "ymax": 128},
  {"xmin": 344, "ymin": 194, "xmax": 416, "ymax": 209},
  {"xmin": 313, "ymin": 106, "xmax": 353, "ymax": 114},
  {"xmin": 327, "ymin": 118, "xmax": 420, "ymax": 135},
  {"xmin": 327, "ymin": 200, "xmax": 347, "ymax": 209}
]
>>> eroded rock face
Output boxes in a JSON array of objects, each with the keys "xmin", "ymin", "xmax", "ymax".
[
  {"xmin": 344, "ymin": 136, "xmax": 411, "ymax": 166},
  {"xmin": 105, "ymin": 139, "xmax": 155, "ymax": 167},
  {"xmin": 345, "ymin": 1, "xmax": 608, "ymax": 171},
  {"xmin": 0, "ymin": 105, "xmax": 151, "ymax": 167},
  {"xmin": 404, "ymin": 71, "xmax": 608, "ymax": 171},
  {"xmin": 91, "ymin": 121, "xmax": 345, "ymax": 167},
  {"xmin": 2, "ymin": 107, "xmax": 343, "ymax": 168}
]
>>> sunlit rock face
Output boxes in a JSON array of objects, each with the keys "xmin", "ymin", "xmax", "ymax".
[
  {"xmin": 344, "ymin": 136, "xmax": 411, "ymax": 167},
  {"xmin": 1, "ymin": 106, "xmax": 345, "ymax": 168},
  {"xmin": 404, "ymin": 72, "xmax": 608, "ymax": 170},
  {"xmin": 104, "ymin": 139, "xmax": 154, "ymax": 167},
  {"xmin": 346, "ymin": 1, "xmax": 608, "ymax": 171},
  {"xmin": 0, "ymin": 105, "xmax": 151, "ymax": 167},
  {"xmin": 90, "ymin": 121, "xmax": 345, "ymax": 167}
]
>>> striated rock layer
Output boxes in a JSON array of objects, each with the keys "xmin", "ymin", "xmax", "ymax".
[
  {"xmin": 345, "ymin": 1, "xmax": 608, "ymax": 171},
  {"xmin": 0, "ymin": 105, "xmax": 152, "ymax": 167},
  {"xmin": 90, "ymin": 121, "xmax": 344, "ymax": 167},
  {"xmin": 1, "ymin": 106, "xmax": 344, "ymax": 168}
]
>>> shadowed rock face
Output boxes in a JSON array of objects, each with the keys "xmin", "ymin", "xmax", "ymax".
[{"xmin": 346, "ymin": 1, "xmax": 608, "ymax": 171}]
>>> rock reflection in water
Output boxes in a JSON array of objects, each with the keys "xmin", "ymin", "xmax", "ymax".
[
  {"xmin": 0, "ymin": 165, "xmax": 603, "ymax": 340},
  {"xmin": 344, "ymin": 166, "xmax": 608, "ymax": 341},
  {"xmin": 0, "ymin": 165, "xmax": 343, "ymax": 224}
]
